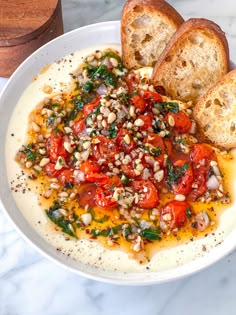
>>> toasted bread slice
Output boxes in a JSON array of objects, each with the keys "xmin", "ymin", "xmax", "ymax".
[
  {"xmin": 193, "ymin": 69, "xmax": 236, "ymax": 149},
  {"xmin": 151, "ymin": 18, "xmax": 229, "ymax": 104},
  {"xmin": 121, "ymin": 0, "xmax": 184, "ymax": 69}
]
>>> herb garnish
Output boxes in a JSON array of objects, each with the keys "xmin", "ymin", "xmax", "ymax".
[{"xmin": 166, "ymin": 159, "xmax": 189, "ymax": 186}]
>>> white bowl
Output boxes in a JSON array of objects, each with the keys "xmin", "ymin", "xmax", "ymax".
[{"xmin": 0, "ymin": 21, "xmax": 236, "ymax": 285}]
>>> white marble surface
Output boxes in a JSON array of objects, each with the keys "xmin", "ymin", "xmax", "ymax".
[{"xmin": 1, "ymin": 0, "xmax": 236, "ymax": 314}]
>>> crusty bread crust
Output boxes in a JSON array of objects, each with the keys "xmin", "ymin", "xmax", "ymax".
[
  {"xmin": 193, "ymin": 69, "xmax": 236, "ymax": 149},
  {"xmin": 121, "ymin": 0, "xmax": 184, "ymax": 69},
  {"xmin": 151, "ymin": 18, "xmax": 229, "ymax": 104}
]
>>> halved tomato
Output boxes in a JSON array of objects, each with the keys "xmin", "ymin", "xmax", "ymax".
[
  {"xmin": 161, "ymin": 200, "xmax": 191, "ymax": 229},
  {"xmin": 95, "ymin": 176, "xmax": 122, "ymax": 209},
  {"xmin": 83, "ymin": 96, "xmax": 101, "ymax": 118},
  {"xmin": 143, "ymin": 90, "xmax": 162, "ymax": 104},
  {"xmin": 92, "ymin": 136, "xmax": 118, "ymax": 164},
  {"xmin": 116, "ymin": 129, "xmax": 135, "ymax": 153},
  {"xmin": 171, "ymin": 160, "xmax": 193, "ymax": 195},
  {"xmin": 58, "ymin": 169, "xmax": 74, "ymax": 186},
  {"xmin": 45, "ymin": 162, "xmax": 63, "ymax": 177},
  {"xmin": 80, "ymin": 160, "xmax": 100, "ymax": 174},
  {"xmin": 46, "ymin": 132, "xmax": 68, "ymax": 162},
  {"xmin": 132, "ymin": 180, "xmax": 159, "ymax": 208},
  {"xmin": 73, "ymin": 118, "xmax": 86, "ymax": 135},
  {"xmin": 166, "ymin": 110, "xmax": 192, "ymax": 134},
  {"xmin": 130, "ymin": 95, "xmax": 146, "ymax": 113},
  {"xmin": 138, "ymin": 114, "xmax": 154, "ymax": 130}
]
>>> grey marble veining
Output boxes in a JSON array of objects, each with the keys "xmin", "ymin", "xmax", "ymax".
[{"xmin": 1, "ymin": 1, "xmax": 236, "ymax": 314}]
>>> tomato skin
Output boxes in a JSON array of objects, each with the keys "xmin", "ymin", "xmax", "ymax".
[
  {"xmin": 144, "ymin": 133, "xmax": 166, "ymax": 165},
  {"xmin": 132, "ymin": 180, "xmax": 159, "ymax": 208},
  {"xmin": 138, "ymin": 114, "xmax": 154, "ymax": 130},
  {"xmin": 80, "ymin": 160, "xmax": 100, "ymax": 174},
  {"xmin": 86, "ymin": 173, "xmax": 109, "ymax": 185},
  {"xmin": 73, "ymin": 118, "xmax": 86, "ymax": 135},
  {"xmin": 189, "ymin": 144, "xmax": 217, "ymax": 201},
  {"xmin": 130, "ymin": 95, "xmax": 146, "ymax": 113},
  {"xmin": 46, "ymin": 132, "xmax": 68, "ymax": 162},
  {"xmin": 95, "ymin": 176, "xmax": 122, "ymax": 209},
  {"xmin": 45, "ymin": 163, "xmax": 63, "ymax": 177},
  {"xmin": 144, "ymin": 133, "xmax": 165, "ymax": 152},
  {"xmin": 166, "ymin": 111, "xmax": 192, "ymax": 133},
  {"xmin": 143, "ymin": 91, "xmax": 162, "ymax": 104},
  {"xmin": 58, "ymin": 169, "xmax": 74, "ymax": 186},
  {"xmin": 188, "ymin": 172, "xmax": 207, "ymax": 201},
  {"xmin": 116, "ymin": 129, "xmax": 135, "ymax": 153},
  {"xmin": 171, "ymin": 160, "xmax": 193, "ymax": 195},
  {"xmin": 121, "ymin": 164, "xmax": 137, "ymax": 178},
  {"xmin": 190, "ymin": 143, "xmax": 217, "ymax": 166},
  {"xmin": 92, "ymin": 136, "xmax": 118, "ymax": 164},
  {"xmin": 161, "ymin": 200, "xmax": 191, "ymax": 229},
  {"xmin": 164, "ymin": 138, "xmax": 173, "ymax": 157},
  {"xmin": 77, "ymin": 183, "xmax": 97, "ymax": 208},
  {"xmin": 83, "ymin": 97, "xmax": 100, "ymax": 118}
]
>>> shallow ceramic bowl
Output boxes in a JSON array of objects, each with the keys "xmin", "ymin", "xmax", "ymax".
[{"xmin": 0, "ymin": 21, "xmax": 236, "ymax": 285}]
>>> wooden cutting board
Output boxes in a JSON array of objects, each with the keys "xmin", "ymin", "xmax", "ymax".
[{"xmin": 0, "ymin": 0, "xmax": 64, "ymax": 77}]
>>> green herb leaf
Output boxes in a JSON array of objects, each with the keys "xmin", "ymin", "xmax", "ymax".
[
  {"xmin": 141, "ymin": 228, "xmax": 161, "ymax": 240},
  {"xmin": 89, "ymin": 208, "xmax": 109, "ymax": 223},
  {"xmin": 121, "ymin": 174, "xmax": 130, "ymax": 185},
  {"xmin": 91, "ymin": 225, "xmax": 122, "ymax": 237},
  {"xmin": 102, "ymin": 51, "xmax": 122, "ymax": 64},
  {"xmin": 186, "ymin": 208, "xmax": 192, "ymax": 219},
  {"xmin": 166, "ymin": 160, "xmax": 189, "ymax": 186},
  {"xmin": 23, "ymin": 144, "xmax": 37, "ymax": 161},
  {"xmin": 46, "ymin": 205, "xmax": 77, "ymax": 238},
  {"xmin": 108, "ymin": 122, "xmax": 117, "ymax": 139},
  {"xmin": 157, "ymin": 102, "xmax": 179, "ymax": 113},
  {"xmin": 83, "ymin": 81, "xmax": 94, "ymax": 93}
]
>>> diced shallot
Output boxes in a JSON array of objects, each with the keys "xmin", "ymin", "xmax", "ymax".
[
  {"xmin": 195, "ymin": 211, "xmax": 210, "ymax": 231},
  {"xmin": 74, "ymin": 170, "xmax": 85, "ymax": 183},
  {"xmin": 97, "ymin": 84, "xmax": 108, "ymax": 95},
  {"xmin": 206, "ymin": 175, "xmax": 219, "ymax": 190}
]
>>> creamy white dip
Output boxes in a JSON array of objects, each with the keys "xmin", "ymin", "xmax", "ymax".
[{"xmin": 5, "ymin": 44, "xmax": 236, "ymax": 272}]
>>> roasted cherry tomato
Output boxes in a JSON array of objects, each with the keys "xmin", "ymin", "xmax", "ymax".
[
  {"xmin": 189, "ymin": 144, "xmax": 217, "ymax": 201},
  {"xmin": 143, "ymin": 133, "xmax": 166, "ymax": 164},
  {"xmin": 130, "ymin": 95, "xmax": 146, "ymax": 113},
  {"xmin": 121, "ymin": 164, "xmax": 137, "ymax": 178},
  {"xmin": 80, "ymin": 160, "xmax": 100, "ymax": 174},
  {"xmin": 166, "ymin": 110, "xmax": 192, "ymax": 133},
  {"xmin": 188, "ymin": 172, "xmax": 207, "ymax": 201},
  {"xmin": 46, "ymin": 132, "xmax": 68, "ymax": 162},
  {"xmin": 45, "ymin": 162, "xmax": 63, "ymax": 177},
  {"xmin": 116, "ymin": 129, "xmax": 135, "ymax": 153},
  {"xmin": 58, "ymin": 169, "xmax": 74, "ymax": 186},
  {"xmin": 95, "ymin": 176, "xmax": 122, "ymax": 209},
  {"xmin": 171, "ymin": 160, "xmax": 193, "ymax": 195},
  {"xmin": 143, "ymin": 91, "xmax": 162, "ymax": 104},
  {"xmin": 92, "ymin": 136, "xmax": 118, "ymax": 164},
  {"xmin": 132, "ymin": 180, "xmax": 159, "ymax": 208},
  {"xmin": 83, "ymin": 96, "xmax": 101, "ymax": 118},
  {"xmin": 86, "ymin": 173, "xmax": 109, "ymax": 185},
  {"xmin": 138, "ymin": 114, "xmax": 154, "ymax": 130},
  {"xmin": 77, "ymin": 183, "xmax": 97, "ymax": 208},
  {"xmin": 73, "ymin": 118, "xmax": 86, "ymax": 135},
  {"xmin": 190, "ymin": 143, "xmax": 217, "ymax": 167},
  {"xmin": 164, "ymin": 138, "xmax": 173, "ymax": 157},
  {"xmin": 161, "ymin": 200, "xmax": 191, "ymax": 229}
]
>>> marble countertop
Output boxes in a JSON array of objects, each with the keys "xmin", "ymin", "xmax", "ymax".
[{"xmin": 1, "ymin": 0, "xmax": 236, "ymax": 314}]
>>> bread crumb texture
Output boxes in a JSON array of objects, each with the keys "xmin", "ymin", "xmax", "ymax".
[
  {"xmin": 152, "ymin": 19, "xmax": 229, "ymax": 104},
  {"xmin": 194, "ymin": 69, "xmax": 236, "ymax": 149}
]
